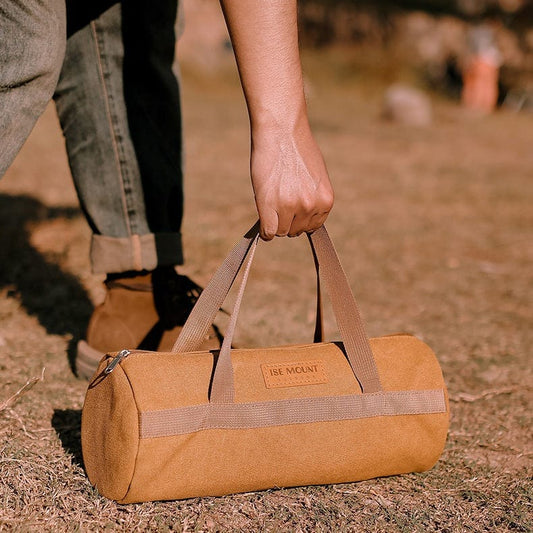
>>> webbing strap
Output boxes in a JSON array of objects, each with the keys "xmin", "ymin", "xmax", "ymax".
[
  {"xmin": 310, "ymin": 236, "xmax": 324, "ymax": 344},
  {"xmin": 309, "ymin": 228, "xmax": 382, "ymax": 393},
  {"xmin": 210, "ymin": 232, "xmax": 259, "ymax": 403},
  {"xmin": 172, "ymin": 223, "xmax": 383, "ymax": 400},
  {"xmin": 171, "ymin": 222, "xmax": 323, "ymax": 353},
  {"xmin": 171, "ymin": 222, "xmax": 259, "ymax": 354},
  {"xmin": 139, "ymin": 389, "xmax": 446, "ymax": 438}
]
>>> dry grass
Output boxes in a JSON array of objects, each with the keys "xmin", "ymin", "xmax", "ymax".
[{"xmin": 0, "ymin": 49, "xmax": 531, "ymax": 531}]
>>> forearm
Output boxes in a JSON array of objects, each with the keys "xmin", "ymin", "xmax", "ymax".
[
  {"xmin": 219, "ymin": 0, "xmax": 306, "ymax": 133},
  {"xmin": 220, "ymin": 0, "xmax": 333, "ymax": 239}
]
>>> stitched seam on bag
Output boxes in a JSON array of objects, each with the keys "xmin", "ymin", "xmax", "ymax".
[
  {"xmin": 139, "ymin": 389, "xmax": 447, "ymax": 439},
  {"xmin": 118, "ymin": 364, "xmax": 142, "ymax": 502},
  {"xmin": 141, "ymin": 389, "xmax": 442, "ymax": 411}
]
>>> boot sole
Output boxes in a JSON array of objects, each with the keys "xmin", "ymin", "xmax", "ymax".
[{"xmin": 76, "ymin": 340, "xmax": 105, "ymax": 381}]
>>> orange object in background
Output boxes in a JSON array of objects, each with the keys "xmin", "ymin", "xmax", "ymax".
[
  {"xmin": 461, "ymin": 25, "xmax": 501, "ymax": 113},
  {"xmin": 462, "ymin": 56, "xmax": 500, "ymax": 113}
]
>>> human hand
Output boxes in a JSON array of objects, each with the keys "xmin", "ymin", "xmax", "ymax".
[
  {"xmin": 219, "ymin": 0, "xmax": 334, "ymax": 239},
  {"xmin": 251, "ymin": 120, "xmax": 334, "ymax": 241}
]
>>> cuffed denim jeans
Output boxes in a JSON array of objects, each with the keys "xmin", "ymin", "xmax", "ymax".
[{"xmin": 1, "ymin": 0, "xmax": 184, "ymax": 274}]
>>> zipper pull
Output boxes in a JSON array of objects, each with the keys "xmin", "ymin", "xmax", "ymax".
[{"xmin": 105, "ymin": 349, "xmax": 131, "ymax": 374}]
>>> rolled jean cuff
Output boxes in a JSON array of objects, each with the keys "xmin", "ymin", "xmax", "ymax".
[{"xmin": 90, "ymin": 232, "xmax": 183, "ymax": 274}]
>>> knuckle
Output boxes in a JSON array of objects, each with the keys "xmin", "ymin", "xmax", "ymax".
[
  {"xmin": 321, "ymin": 190, "xmax": 334, "ymax": 211},
  {"xmin": 295, "ymin": 196, "xmax": 314, "ymax": 216}
]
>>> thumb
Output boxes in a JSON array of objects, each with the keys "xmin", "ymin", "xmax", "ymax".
[{"xmin": 257, "ymin": 204, "xmax": 278, "ymax": 241}]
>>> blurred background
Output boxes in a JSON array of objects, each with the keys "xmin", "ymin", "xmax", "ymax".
[{"xmin": 179, "ymin": 0, "xmax": 533, "ymax": 115}]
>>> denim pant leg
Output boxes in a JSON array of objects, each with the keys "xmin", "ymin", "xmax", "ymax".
[
  {"xmin": 54, "ymin": 1, "xmax": 184, "ymax": 275},
  {"xmin": 0, "ymin": 0, "xmax": 66, "ymax": 177}
]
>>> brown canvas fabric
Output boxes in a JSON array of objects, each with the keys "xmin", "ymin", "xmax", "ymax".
[
  {"xmin": 81, "ymin": 225, "xmax": 450, "ymax": 503},
  {"xmin": 81, "ymin": 362, "xmax": 139, "ymax": 501}
]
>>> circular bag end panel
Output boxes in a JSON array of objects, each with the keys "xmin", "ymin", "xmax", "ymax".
[{"xmin": 81, "ymin": 362, "xmax": 139, "ymax": 501}]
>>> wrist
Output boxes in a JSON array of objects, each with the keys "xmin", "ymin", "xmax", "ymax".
[{"xmin": 249, "ymin": 97, "xmax": 309, "ymax": 138}]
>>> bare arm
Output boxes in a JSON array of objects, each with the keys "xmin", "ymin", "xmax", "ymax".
[{"xmin": 219, "ymin": 0, "xmax": 333, "ymax": 240}]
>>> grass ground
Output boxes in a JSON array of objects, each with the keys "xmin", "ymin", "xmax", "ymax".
[{"xmin": 0, "ymin": 50, "xmax": 531, "ymax": 531}]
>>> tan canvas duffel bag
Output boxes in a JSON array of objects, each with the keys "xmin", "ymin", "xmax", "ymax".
[{"xmin": 81, "ymin": 223, "xmax": 449, "ymax": 503}]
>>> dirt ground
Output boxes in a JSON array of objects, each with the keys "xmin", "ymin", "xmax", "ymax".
[{"xmin": 0, "ymin": 50, "xmax": 532, "ymax": 531}]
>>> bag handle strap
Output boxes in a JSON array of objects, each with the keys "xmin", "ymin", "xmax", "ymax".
[
  {"xmin": 311, "ymin": 239, "xmax": 324, "ymax": 344},
  {"xmin": 306, "ymin": 227, "xmax": 382, "ymax": 393},
  {"xmin": 171, "ymin": 221, "xmax": 322, "ymax": 352},
  {"xmin": 171, "ymin": 221, "xmax": 258, "ymax": 354},
  {"xmin": 210, "ymin": 225, "xmax": 382, "ymax": 401},
  {"xmin": 172, "ymin": 223, "xmax": 383, "ymax": 400},
  {"xmin": 208, "ymin": 232, "xmax": 325, "ymax": 402}
]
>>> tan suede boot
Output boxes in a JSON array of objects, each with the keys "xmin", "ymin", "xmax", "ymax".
[{"xmin": 76, "ymin": 270, "xmax": 221, "ymax": 380}]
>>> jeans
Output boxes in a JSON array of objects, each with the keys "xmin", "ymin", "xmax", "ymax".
[{"xmin": 0, "ymin": 0, "xmax": 184, "ymax": 274}]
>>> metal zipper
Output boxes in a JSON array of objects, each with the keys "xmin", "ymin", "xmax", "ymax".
[{"xmin": 104, "ymin": 349, "xmax": 131, "ymax": 375}]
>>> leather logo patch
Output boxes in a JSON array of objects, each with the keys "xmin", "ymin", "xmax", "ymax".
[{"xmin": 261, "ymin": 360, "xmax": 328, "ymax": 388}]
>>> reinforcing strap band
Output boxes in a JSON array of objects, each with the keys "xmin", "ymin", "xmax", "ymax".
[{"xmin": 140, "ymin": 389, "xmax": 446, "ymax": 439}]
